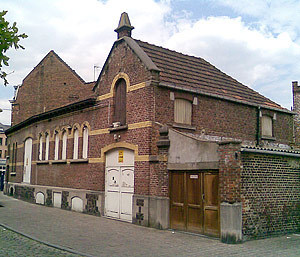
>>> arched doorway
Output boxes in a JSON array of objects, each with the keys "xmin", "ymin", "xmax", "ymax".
[
  {"xmin": 23, "ymin": 138, "xmax": 32, "ymax": 183},
  {"xmin": 105, "ymin": 148, "xmax": 134, "ymax": 222}
]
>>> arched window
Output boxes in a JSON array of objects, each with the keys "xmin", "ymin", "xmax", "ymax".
[
  {"xmin": 45, "ymin": 133, "xmax": 50, "ymax": 161},
  {"xmin": 38, "ymin": 135, "xmax": 43, "ymax": 160},
  {"xmin": 54, "ymin": 131, "xmax": 59, "ymax": 160},
  {"xmin": 73, "ymin": 128, "xmax": 79, "ymax": 159},
  {"xmin": 62, "ymin": 130, "xmax": 68, "ymax": 160},
  {"xmin": 174, "ymin": 98, "xmax": 192, "ymax": 125},
  {"xmin": 82, "ymin": 126, "xmax": 89, "ymax": 159},
  {"xmin": 114, "ymin": 79, "xmax": 127, "ymax": 125}
]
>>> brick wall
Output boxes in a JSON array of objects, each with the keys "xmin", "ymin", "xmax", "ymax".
[
  {"xmin": 218, "ymin": 141, "xmax": 242, "ymax": 203},
  {"xmin": 241, "ymin": 152, "xmax": 300, "ymax": 239},
  {"xmin": 12, "ymin": 51, "xmax": 95, "ymax": 125},
  {"xmin": 154, "ymin": 86, "xmax": 293, "ymax": 146}
]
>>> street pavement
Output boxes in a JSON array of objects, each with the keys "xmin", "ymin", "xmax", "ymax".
[{"xmin": 0, "ymin": 192, "xmax": 299, "ymax": 257}]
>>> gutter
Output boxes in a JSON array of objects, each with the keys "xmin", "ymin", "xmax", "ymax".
[
  {"xmin": 5, "ymin": 97, "xmax": 97, "ymax": 135},
  {"xmin": 159, "ymin": 82, "xmax": 294, "ymax": 115},
  {"xmin": 241, "ymin": 147, "xmax": 300, "ymax": 158}
]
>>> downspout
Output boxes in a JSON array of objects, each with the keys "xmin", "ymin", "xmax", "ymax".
[{"xmin": 256, "ymin": 106, "xmax": 261, "ymax": 146}]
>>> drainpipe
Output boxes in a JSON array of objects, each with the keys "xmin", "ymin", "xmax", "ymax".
[{"xmin": 256, "ymin": 106, "xmax": 261, "ymax": 146}]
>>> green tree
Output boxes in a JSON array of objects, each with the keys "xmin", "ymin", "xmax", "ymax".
[{"xmin": 0, "ymin": 10, "xmax": 27, "ymax": 85}]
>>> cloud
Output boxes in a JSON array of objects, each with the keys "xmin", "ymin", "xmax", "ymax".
[
  {"xmin": 0, "ymin": 98, "xmax": 12, "ymax": 125},
  {"xmin": 163, "ymin": 14, "xmax": 300, "ymax": 108},
  {"xmin": 216, "ymin": 0, "xmax": 300, "ymax": 40},
  {"xmin": 0, "ymin": 0, "xmax": 299, "ymax": 127}
]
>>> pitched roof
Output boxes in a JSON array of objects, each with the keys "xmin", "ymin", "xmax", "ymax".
[
  {"xmin": 135, "ymin": 39, "xmax": 283, "ymax": 110},
  {"xmin": 23, "ymin": 50, "xmax": 85, "ymax": 84}
]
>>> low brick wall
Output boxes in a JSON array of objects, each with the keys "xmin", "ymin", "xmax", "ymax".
[{"xmin": 241, "ymin": 153, "xmax": 300, "ymax": 239}]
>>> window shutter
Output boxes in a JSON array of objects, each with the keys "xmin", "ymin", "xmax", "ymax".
[
  {"xmin": 114, "ymin": 79, "xmax": 126, "ymax": 125},
  {"xmin": 262, "ymin": 116, "xmax": 273, "ymax": 137},
  {"xmin": 174, "ymin": 99, "xmax": 192, "ymax": 125}
]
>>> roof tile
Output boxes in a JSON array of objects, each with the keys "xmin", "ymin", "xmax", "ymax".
[{"xmin": 135, "ymin": 39, "xmax": 283, "ymax": 109}]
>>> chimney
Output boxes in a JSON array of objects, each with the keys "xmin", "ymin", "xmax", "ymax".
[
  {"xmin": 115, "ymin": 12, "xmax": 134, "ymax": 39},
  {"xmin": 292, "ymin": 81, "xmax": 300, "ymax": 112},
  {"xmin": 292, "ymin": 81, "xmax": 300, "ymax": 145}
]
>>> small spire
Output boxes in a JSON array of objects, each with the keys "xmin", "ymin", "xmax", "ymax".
[{"xmin": 115, "ymin": 12, "xmax": 134, "ymax": 39}]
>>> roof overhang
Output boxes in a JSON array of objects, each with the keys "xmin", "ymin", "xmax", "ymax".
[
  {"xmin": 5, "ymin": 97, "xmax": 97, "ymax": 135},
  {"xmin": 159, "ymin": 82, "xmax": 295, "ymax": 115}
]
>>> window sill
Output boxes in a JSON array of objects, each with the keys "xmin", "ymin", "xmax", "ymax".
[
  {"xmin": 52, "ymin": 160, "xmax": 67, "ymax": 164},
  {"xmin": 172, "ymin": 123, "xmax": 196, "ymax": 131},
  {"xmin": 36, "ymin": 160, "xmax": 49, "ymax": 165},
  {"xmin": 109, "ymin": 124, "xmax": 128, "ymax": 132},
  {"xmin": 261, "ymin": 136, "xmax": 276, "ymax": 141},
  {"xmin": 10, "ymin": 172, "xmax": 16, "ymax": 176},
  {"xmin": 70, "ymin": 158, "xmax": 89, "ymax": 164}
]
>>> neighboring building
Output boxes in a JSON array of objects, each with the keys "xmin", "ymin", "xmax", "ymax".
[
  {"xmin": 0, "ymin": 123, "xmax": 10, "ymax": 190},
  {"xmin": 4, "ymin": 13, "xmax": 300, "ymax": 243}
]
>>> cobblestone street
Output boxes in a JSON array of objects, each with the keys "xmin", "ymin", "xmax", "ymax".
[
  {"xmin": 0, "ymin": 225, "xmax": 82, "ymax": 257},
  {"xmin": 0, "ymin": 192, "xmax": 300, "ymax": 257}
]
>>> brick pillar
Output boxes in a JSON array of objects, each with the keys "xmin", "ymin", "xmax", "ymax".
[
  {"xmin": 292, "ymin": 81, "xmax": 300, "ymax": 145},
  {"xmin": 155, "ymin": 126, "xmax": 170, "ymax": 197},
  {"xmin": 146, "ymin": 126, "xmax": 170, "ymax": 229},
  {"xmin": 218, "ymin": 140, "xmax": 242, "ymax": 244}
]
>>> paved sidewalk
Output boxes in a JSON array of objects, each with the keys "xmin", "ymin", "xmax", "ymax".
[
  {"xmin": 0, "ymin": 192, "xmax": 299, "ymax": 257},
  {"xmin": 0, "ymin": 225, "xmax": 80, "ymax": 257}
]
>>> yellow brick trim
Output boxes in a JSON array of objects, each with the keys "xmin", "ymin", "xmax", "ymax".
[
  {"xmin": 128, "ymin": 121, "xmax": 152, "ymax": 130},
  {"xmin": 135, "ymin": 155, "xmax": 150, "ymax": 162},
  {"xmin": 88, "ymin": 158, "xmax": 103, "ymax": 163},
  {"xmin": 90, "ymin": 128, "xmax": 110, "ymax": 136},
  {"xmin": 97, "ymin": 81, "xmax": 147, "ymax": 102},
  {"xmin": 128, "ymin": 82, "xmax": 146, "ymax": 92},
  {"xmin": 158, "ymin": 155, "xmax": 168, "ymax": 162},
  {"xmin": 17, "ymin": 143, "xmax": 24, "ymax": 149},
  {"xmin": 111, "ymin": 72, "xmax": 131, "ymax": 94},
  {"xmin": 97, "ymin": 92, "xmax": 112, "ymax": 101}
]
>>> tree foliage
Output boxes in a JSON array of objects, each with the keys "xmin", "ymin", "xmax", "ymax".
[{"xmin": 0, "ymin": 10, "xmax": 27, "ymax": 85}]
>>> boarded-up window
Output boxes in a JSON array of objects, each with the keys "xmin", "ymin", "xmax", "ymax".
[
  {"xmin": 114, "ymin": 79, "xmax": 126, "ymax": 125},
  {"xmin": 262, "ymin": 115, "xmax": 273, "ymax": 137},
  {"xmin": 174, "ymin": 99, "xmax": 192, "ymax": 125}
]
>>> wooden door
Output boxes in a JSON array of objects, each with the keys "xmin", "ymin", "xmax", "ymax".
[
  {"xmin": 203, "ymin": 173, "xmax": 219, "ymax": 236},
  {"xmin": 170, "ymin": 171, "xmax": 219, "ymax": 236}
]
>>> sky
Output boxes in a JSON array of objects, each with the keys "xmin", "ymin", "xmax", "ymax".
[{"xmin": 1, "ymin": 0, "xmax": 300, "ymax": 125}]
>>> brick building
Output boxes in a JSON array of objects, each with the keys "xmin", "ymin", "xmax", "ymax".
[
  {"xmin": 0, "ymin": 122, "xmax": 10, "ymax": 191},
  {"xmin": 5, "ymin": 13, "xmax": 300, "ymax": 243}
]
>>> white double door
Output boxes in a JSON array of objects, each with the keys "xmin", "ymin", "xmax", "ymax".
[{"xmin": 105, "ymin": 166, "xmax": 134, "ymax": 222}]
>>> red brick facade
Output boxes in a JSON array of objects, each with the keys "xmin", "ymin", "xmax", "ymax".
[{"xmin": 5, "ymin": 13, "xmax": 300, "ymax": 242}]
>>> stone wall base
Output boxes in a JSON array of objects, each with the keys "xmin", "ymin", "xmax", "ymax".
[
  {"xmin": 6, "ymin": 182, "xmax": 104, "ymax": 216},
  {"xmin": 132, "ymin": 195, "xmax": 169, "ymax": 229},
  {"xmin": 220, "ymin": 202, "xmax": 242, "ymax": 244}
]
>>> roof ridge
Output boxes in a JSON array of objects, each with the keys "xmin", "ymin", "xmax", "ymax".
[
  {"xmin": 135, "ymin": 39, "xmax": 283, "ymax": 110},
  {"xmin": 23, "ymin": 50, "xmax": 86, "ymax": 84},
  {"xmin": 50, "ymin": 50, "xmax": 86, "ymax": 84}
]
